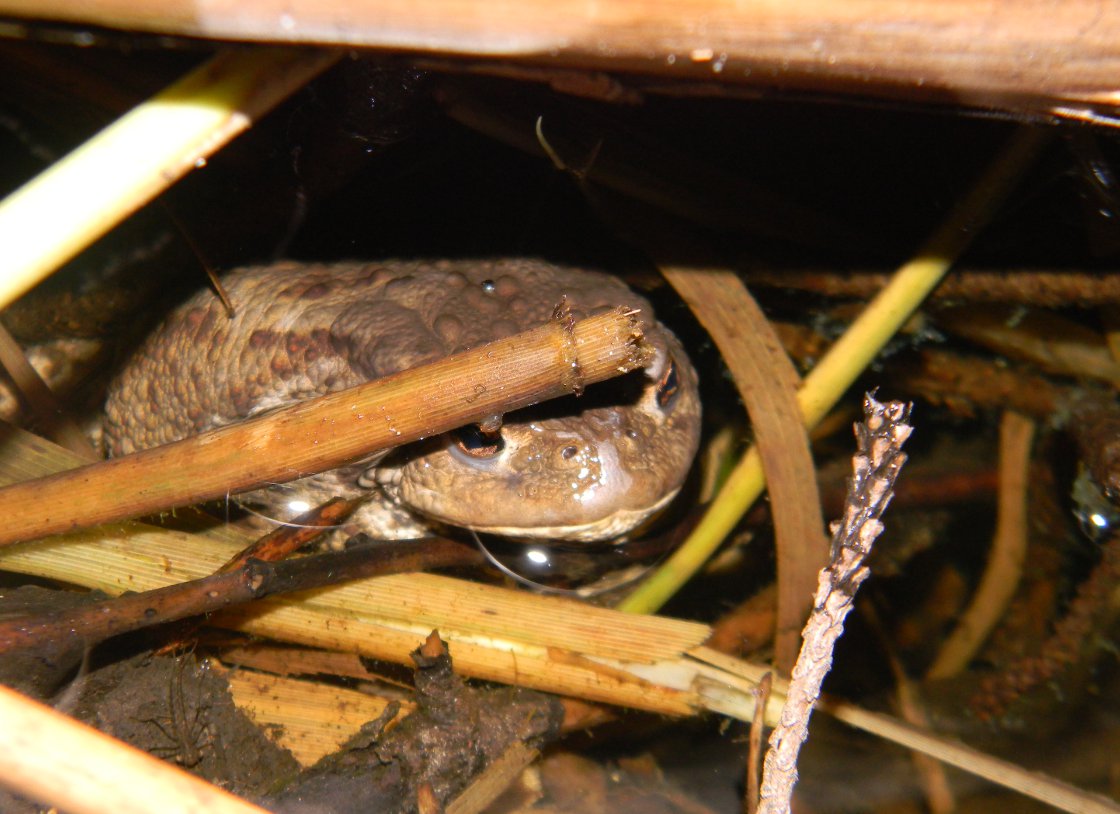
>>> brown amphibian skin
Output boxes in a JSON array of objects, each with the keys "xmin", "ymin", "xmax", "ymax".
[{"xmin": 103, "ymin": 259, "xmax": 701, "ymax": 542}]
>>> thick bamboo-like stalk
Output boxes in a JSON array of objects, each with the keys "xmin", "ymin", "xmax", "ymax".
[
  {"xmin": 0, "ymin": 683, "xmax": 270, "ymax": 814},
  {"xmin": 0, "ymin": 306, "xmax": 647, "ymax": 546},
  {"xmin": 0, "ymin": 423, "xmax": 711, "ymax": 716},
  {"xmin": 0, "ymin": 0, "xmax": 1117, "ymax": 121}
]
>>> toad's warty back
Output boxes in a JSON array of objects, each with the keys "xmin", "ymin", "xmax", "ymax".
[{"xmin": 104, "ymin": 258, "xmax": 701, "ymax": 542}]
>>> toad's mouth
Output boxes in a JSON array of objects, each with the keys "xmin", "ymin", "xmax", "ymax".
[
  {"xmin": 370, "ymin": 426, "xmax": 682, "ymax": 543},
  {"xmin": 432, "ymin": 488, "xmax": 681, "ymax": 543}
]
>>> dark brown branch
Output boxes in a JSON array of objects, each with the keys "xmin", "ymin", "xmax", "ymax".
[
  {"xmin": 746, "ymin": 268, "xmax": 1120, "ymax": 308},
  {"xmin": 0, "ymin": 538, "xmax": 482, "ymax": 669}
]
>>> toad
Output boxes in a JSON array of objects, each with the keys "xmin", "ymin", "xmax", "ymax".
[{"xmin": 103, "ymin": 258, "xmax": 700, "ymax": 542}]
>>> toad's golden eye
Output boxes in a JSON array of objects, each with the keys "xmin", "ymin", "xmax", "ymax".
[
  {"xmin": 656, "ymin": 357, "xmax": 681, "ymax": 411},
  {"xmin": 454, "ymin": 425, "xmax": 504, "ymax": 458}
]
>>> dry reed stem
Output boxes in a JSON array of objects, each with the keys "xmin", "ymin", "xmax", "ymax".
[
  {"xmin": 2, "ymin": 1, "xmax": 1118, "ymax": 122},
  {"xmin": 0, "ymin": 683, "xmax": 270, "ymax": 814},
  {"xmin": 0, "ymin": 412, "xmax": 711, "ymax": 714},
  {"xmin": 0, "ymin": 515, "xmax": 713, "ymax": 716},
  {"xmin": 823, "ymin": 695, "xmax": 1120, "ymax": 814},
  {"xmin": 690, "ymin": 645, "xmax": 1120, "ymax": 814},
  {"xmin": 0, "ymin": 306, "xmax": 648, "ymax": 546},
  {"xmin": 0, "ymin": 538, "xmax": 481, "ymax": 661},
  {"xmin": 0, "ymin": 48, "xmax": 339, "ymax": 311},
  {"xmin": 659, "ymin": 265, "xmax": 827, "ymax": 673},
  {"xmin": 865, "ymin": 601, "xmax": 956, "ymax": 814}
]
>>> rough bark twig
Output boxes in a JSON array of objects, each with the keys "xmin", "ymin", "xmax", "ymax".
[
  {"xmin": 0, "ymin": 538, "xmax": 482, "ymax": 677},
  {"xmin": 970, "ymin": 529, "xmax": 1120, "ymax": 720},
  {"xmin": 745, "ymin": 268, "xmax": 1120, "ymax": 308},
  {"xmin": 758, "ymin": 395, "xmax": 912, "ymax": 814},
  {"xmin": 693, "ymin": 645, "xmax": 1120, "ymax": 814}
]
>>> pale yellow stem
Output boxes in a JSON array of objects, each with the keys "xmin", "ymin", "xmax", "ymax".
[{"xmin": 0, "ymin": 47, "xmax": 338, "ymax": 310}]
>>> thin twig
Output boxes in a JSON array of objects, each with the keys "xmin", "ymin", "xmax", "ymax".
[
  {"xmin": 0, "ymin": 538, "xmax": 481, "ymax": 661},
  {"xmin": 218, "ymin": 495, "xmax": 362, "ymax": 572},
  {"xmin": 745, "ymin": 671, "xmax": 772, "ymax": 814},
  {"xmin": 758, "ymin": 395, "xmax": 912, "ymax": 814}
]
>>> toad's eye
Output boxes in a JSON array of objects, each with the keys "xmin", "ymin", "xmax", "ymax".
[
  {"xmin": 454, "ymin": 425, "xmax": 504, "ymax": 458},
  {"xmin": 655, "ymin": 357, "xmax": 682, "ymax": 411}
]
